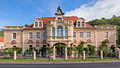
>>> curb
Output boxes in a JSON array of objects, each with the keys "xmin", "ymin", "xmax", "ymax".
[{"xmin": 0, "ymin": 61, "xmax": 120, "ymax": 64}]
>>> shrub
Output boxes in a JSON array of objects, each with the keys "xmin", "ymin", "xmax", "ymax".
[{"xmin": 88, "ymin": 45, "xmax": 96, "ymax": 55}]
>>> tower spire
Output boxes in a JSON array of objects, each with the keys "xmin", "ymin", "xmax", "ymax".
[{"xmin": 55, "ymin": 5, "xmax": 64, "ymax": 15}]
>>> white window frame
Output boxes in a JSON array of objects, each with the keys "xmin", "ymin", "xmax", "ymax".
[
  {"xmin": 73, "ymin": 32, "xmax": 76, "ymax": 38},
  {"xmin": 87, "ymin": 32, "xmax": 91, "ymax": 39},
  {"xmin": 35, "ymin": 22, "xmax": 38, "ymax": 27},
  {"xmin": 29, "ymin": 32, "xmax": 33, "ymax": 39},
  {"xmin": 39, "ymin": 22, "xmax": 42, "ymax": 27},
  {"xmin": 104, "ymin": 32, "xmax": 108, "ymax": 39},
  {"xmin": 36, "ymin": 32, "xmax": 40, "ymax": 39},
  {"xmin": 80, "ymin": 32, "xmax": 83, "ymax": 38}
]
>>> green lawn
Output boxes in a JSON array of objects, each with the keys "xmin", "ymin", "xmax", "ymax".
[{"xmin": 0, "ymin": 57, "xmax": 119, "ymax": 62}]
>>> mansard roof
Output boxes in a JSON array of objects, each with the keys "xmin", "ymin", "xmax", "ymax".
[{"xmin": 25, "ymin": 16, "xmax": 94, "ymax": 29}]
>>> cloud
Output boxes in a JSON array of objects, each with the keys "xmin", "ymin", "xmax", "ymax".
[{"xmin": 65, "ymin": 0, "xmax": 120, "ymax": 21}]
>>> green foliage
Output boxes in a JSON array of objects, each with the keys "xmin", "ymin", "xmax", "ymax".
[
  {"xmin": 0, "ymin": 30, "xmax": 4, "ymax": 37},
  {"xmin": 88, "ymin": 16, "xmax": 120, "ymax": 46},
  {"xmin": 55, "ymin": 44, "xmax": 65, "ymax": 48},
  {"xmin": 88, "ymin": 45, "xmax": 96, "ymax": 55},
  {"xmin": 77, "ymin": 41, "xmax": 85, "ymax": 54},
  {"xmin": 110, "ymin": 45, "xmax": 115, "ymax": 52},
  {"xmin": 24, "ymin": 24, "xmax": 29, "ymax": 27},
  {"xmin": 4, "ymin": 47, "xmax": 22, "ymax": 56},
  {"xmin": 83, "ymin": 47, "xmax": 89, "ymax": 54},
  {"xmin": 67, "ymin": 46, "xmax": 77, "ymax": 56},
  {"xmin": 100, "ymin": 40, "xmax": 109, "ymax": 57}
]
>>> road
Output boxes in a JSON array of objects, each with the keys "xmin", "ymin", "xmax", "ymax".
[{"xmin": 0, "ymin": 62, "xmax": 120, "ymax": 68}]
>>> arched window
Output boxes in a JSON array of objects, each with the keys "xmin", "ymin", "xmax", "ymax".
[
  {"xmin": 78, "ymin": 22, "xmax": 80, "ymax": 27},
  {"xmin": 35, "ymin": 22, "xmax": 38, "ymax": 27},
  {"xmin": 82, "ymin": 22, "xmax": 85, "ymax": 26},
  {"xmin": 39, "ymin": 22, "xmax": 42, "ymax": 27},
  {"xmin": 65, "ymin": 27, "xmax": 68, "ymax": 36},
  {"xmin": 58, "ymin": 17, "xmax": 62, "ymax": 20},
  {"xmin": 57, "ymin": 26, "xmax": 63, "ymax": 36},
  {"xmin": 52, "ymin": 27, "xmax": 55, "ymax": 36}
]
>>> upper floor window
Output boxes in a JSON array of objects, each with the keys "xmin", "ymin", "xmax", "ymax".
[
  {"xmin": 104, "ymin": 32, "xmax": 108, "ymax": 39},
  {"xmin": 36, "ymin": 32, "xmax": 40, "ymax": 39},
  {"xmin": 82, "ymin": 22, "xmax": 85, "ymax": 27},
  {"xmin": 65, "ymin": 27, "xmax": 68, "ymax": 36},
  {"xmin": 58, "ymin": 18, "xmax": 62, "ymax": 20},
  {"xmin": 78, "ymin": 22, "xmax": 80, "ymax": 27},
  {"xmin": 43, "ymin": 32, "xmax": 46, "ymax": 39},
  {"xmin": 13, "ymin": 33, "xmax": 16, "ymax": 39},
  {"xmin": 57, "ymin": 26, "xmax": 63, "ymax": 36},
  {"xmin": 39, "ymin": 22, "xmax": 42, "ymax": 27},
  {"xmin": 29, "ymin": 32, "xmax": 33, "ymax": 39},
  {"xmin": 73, "ymin": 32, "xmax": 76, "ymax": 38},
  {"xmin": 52, "ymin": 27, "xmax": 55, "ymax": 36},
  {"xmin": 80, "ymin": 32, "xmax": 83, "ymax": 38},
  {"xmin": 35, "ymin": 22, "xmax": 38, "ymax": 27},
  {"xmin": 87, "ymin": 32, "xmax": 91, "ymax": 38}
]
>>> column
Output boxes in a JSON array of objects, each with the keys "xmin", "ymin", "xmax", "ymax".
[
  {"xmin": 83, "ymin": 51, "xmax": 85, "ymax": 59},
  {"xmin": 33, "ymin": 51, "xmax": 36, "ymax": 60},
  {"xmin": 65, "ymin": 46, "xmax": 68, "ymax": 60},
  {"xmin": 115, "ymin": 31, "xmax": 117, "ymax": 47},
  {"xmin": 14, "ymin": 51, "xmax": 17, "ymax": 60},
  {"xmin": 53, "ymin": 46, "xmax": 56, "ymax": 60},
  {"xmin": 71, "ymin": 51, "xmax": 74, "ymax": 58},
  {"xmin": 100, "ymin": 50, "xmax": 103, "ymax": 59},
  {"xmin": 22, "ymin": 31, "xmax": 25, "ymax": 55},
  {"xmin": 119, "ymin": 50, "xmax": 120, "ymax": 59},
  {"xmin": 39, "ymin": 51, "xmax": 41, "ymax": 57},
  {"xmin": 95, "ymin": 30, "xmax": 98, "ymax": 51}
]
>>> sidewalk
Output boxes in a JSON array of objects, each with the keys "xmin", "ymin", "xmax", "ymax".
[{"xmin": 0, "ymin": 60, "xmax": 120, "ymax": 64}]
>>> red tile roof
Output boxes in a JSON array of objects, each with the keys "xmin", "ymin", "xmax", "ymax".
[
  {"xmin": 25, "ymin": 16, "xmax": 94, "ymax": 29},
  {"xmin": 0, "ymin": 37, "xmax": 4, "ymax": 42}
]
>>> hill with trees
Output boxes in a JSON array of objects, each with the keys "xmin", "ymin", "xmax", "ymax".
[{"xmin": 88, "ymin": 15, "xmax": 120, "ymax": 46}]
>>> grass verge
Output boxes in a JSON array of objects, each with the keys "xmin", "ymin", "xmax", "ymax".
[{"xmin": 0, "ymin": 57, "xmax": 119, "ymax": 62}]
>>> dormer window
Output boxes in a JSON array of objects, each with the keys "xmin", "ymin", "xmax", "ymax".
[
  {"xmin": 82, "ymin": 22, "xmax": 85, "ymax": 27},
  {"xmin": 58, "ymin": 17, "xmax": 62, "ymax": 20},
  {"xmin": 39, "ymin": 22, "xmax": 42, "ymax": 27},
  {"xmin": 78, "ymin": 22, "xmax": 80, "ymax": 27},
  {"xmin": 35, "ymin": 22, "xmax": 38, "ymax": 27}
]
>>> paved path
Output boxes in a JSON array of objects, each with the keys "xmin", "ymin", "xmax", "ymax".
[{"xmin": 0, "ymin": 62, "xmax": 120, "ymax": 68}]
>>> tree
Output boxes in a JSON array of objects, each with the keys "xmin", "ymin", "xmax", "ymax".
[
  {"xmin": 88, "ymin": 45, "xmax": 96, "ymax": 55},
  {"xmin": 4, "ymin": 47, "xmax": 22, "ymax": 56},
  {"xmin": 100, "ymin": 40, "xmax": 109, "ymax": 57},
  {"xmin": 24, "ymin": 24, "xmax": 29, "ymax": 27}
]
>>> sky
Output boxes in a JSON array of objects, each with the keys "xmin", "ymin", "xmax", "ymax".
[{"xmin": 0, "ymin": 0, "xmax": 120, "ymax": 29}]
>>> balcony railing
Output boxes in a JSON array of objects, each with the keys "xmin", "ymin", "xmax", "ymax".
[{"xmin": 51, "ymin": 36, "xmax": 69, "ymax": 39}]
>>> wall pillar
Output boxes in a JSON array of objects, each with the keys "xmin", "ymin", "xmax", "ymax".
[
  {"xmin": 33, "ymin": 51, "xmax": 36, "ymax": 60},
  {"xmin": 100, "ymin": 50, "xmax": 103, "ymax": 59},
  {"xmin": 39, "ymin": 51, "xmax": 41, "ymax": 57},
  {"xmin": 14, "ymin": 51, "xmax": 17, "ymax": 60},
  {"xmin": 65, "ymin": 46, "xmax": 68, "ymax": 60},
  {"xmin": 95, "ymin": 30, "xmax": 98, "ymax": 51},
  {"xmin": 53, "ymin": 46, "xmax": 56, "ymax": 60},
  {"xmin": 22, "ymin": 31, "xmax": 25, "ymax": 55},
  {"xmin": 119, "ymin": 50, "xmax": 120, "ymax": 59},
  {"xmin": 83, "ymin": 51, "xmax": 85, "ymax": 59}
]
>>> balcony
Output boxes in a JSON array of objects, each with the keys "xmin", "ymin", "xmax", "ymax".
[
  {"xmin": 47, "ymin": 36, "xmax": 73, "ymax": 42},
  {"xmin": 52, "ymin": 36, "xmax": 67, "ymax": 39}
]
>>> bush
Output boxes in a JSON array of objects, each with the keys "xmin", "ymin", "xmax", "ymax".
[
  {"xmin": 88, "ymin": 45, "xmax": 96, "ymax": 55},
  {"xmin": 83, "ymin": 47, "xmax": 89, "ymax": 54},
  {"xmin": 4, "ymin": 47, "xmax": 22, "ymax": 56}
]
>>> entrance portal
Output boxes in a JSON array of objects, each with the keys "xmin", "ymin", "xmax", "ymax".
[{"xmin": 53, "ymin": 43, "xmax": 66, "ymax": 58}]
